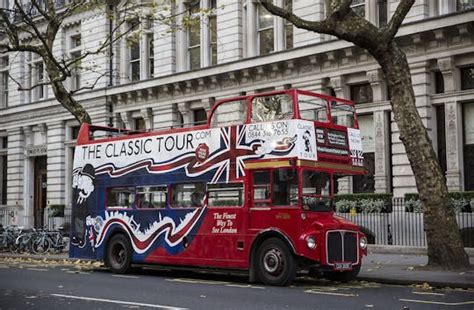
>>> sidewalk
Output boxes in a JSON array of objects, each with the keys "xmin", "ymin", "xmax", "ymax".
[
  {"xmin": 358, "ymin": 245, "xmax": 474, "ymax": 289},
  {"xmin": 1, "ymin": 247, "xmax": 473, "ymax": 289}
]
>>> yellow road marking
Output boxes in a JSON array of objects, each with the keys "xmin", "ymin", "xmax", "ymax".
[{"xmin": 399, "ymin": 298, "xmax": 474, "ymax": 306}]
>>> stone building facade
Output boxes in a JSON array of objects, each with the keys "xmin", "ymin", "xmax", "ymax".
[{"xmin": 0, "ymin": 0, "xmax": 473, "ymax": 228}]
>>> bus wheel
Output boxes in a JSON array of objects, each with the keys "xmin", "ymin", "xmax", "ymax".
[
  {"xmin": 323, "ymin": 264, "xmax": 361, "ymax": 283},
  {"xmin": 256, "ymin": 238, "xmax": 296, "ymax": 286},
  {"xmin": 106, "ymin": 234, "xmax": 132, "ymax": 274}
]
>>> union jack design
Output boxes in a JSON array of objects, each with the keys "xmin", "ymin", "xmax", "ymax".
[{"xmin": 94, "ymin": 126, "xmax": 296, "ymax": 183}]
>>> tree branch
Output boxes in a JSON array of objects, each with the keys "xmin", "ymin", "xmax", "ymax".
[
  {"xmin": 382, "ymin": 0, "xmax": 415, "ymax": 42},
  {"xmin": 259, "ymin": 0, "xmax": 333, "ymax": 35}
]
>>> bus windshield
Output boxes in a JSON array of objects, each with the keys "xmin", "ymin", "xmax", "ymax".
[{"xmin": 301, "ymin": 170, "xmax": 332, "ymax": 212}]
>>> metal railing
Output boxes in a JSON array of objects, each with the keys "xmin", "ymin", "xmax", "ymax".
[{"xmin": 336, "ymin": 198, "xmax": 474, "ymax": 247}]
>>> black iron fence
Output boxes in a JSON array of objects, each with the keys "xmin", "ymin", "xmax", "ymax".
[{"xmin": 336, "ymin": 198, "xmax": 474, "ymax": 247}]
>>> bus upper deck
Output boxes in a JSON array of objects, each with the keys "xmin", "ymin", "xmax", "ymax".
[{"xmin": 76, "ymin": 89, "xmax": 365, "ymax": 177}]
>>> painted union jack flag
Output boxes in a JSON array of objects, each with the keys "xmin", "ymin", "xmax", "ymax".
[{"xmin": 94, "ymin": 125, "xmax": 296, "ymax": 183}]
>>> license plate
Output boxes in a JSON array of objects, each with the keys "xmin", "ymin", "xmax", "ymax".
[{"xmin": 334, "ymin": 262, "xmax": 352, "ymax": 271}]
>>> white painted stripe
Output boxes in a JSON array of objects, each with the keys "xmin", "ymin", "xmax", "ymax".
[
  {"xmin": 166, "ymin": 278, "xmax": 230, "ymax": 285},
  {"xmin": 399, "ymin": 298, "xmax": 474, "ymax": 306},
  {"xmin": 225, "ymin": 284, "xmax": 265, "ymax": 289},
  {"xmin": 412, "ymin": 291, "xmax": 445, "ymax": 296},
  {"xmin": 304, "ymin": 289, "xmax": 357, "ymax": 297},
  {"xmin": 26, "ymin": 268, "xmax": 48, "ymax": 272},
  {"xmin": 112, "ymin": 274, "xmax": 140, "ymax": 279},
  {"xmin": 50, "ymin": 294, "xmax": 188, "ymax": 310}
]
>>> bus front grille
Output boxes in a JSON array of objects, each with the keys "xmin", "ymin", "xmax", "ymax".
[{"xmin": 326, "ymin": 231, "xmax": 358, "ymax": 264}]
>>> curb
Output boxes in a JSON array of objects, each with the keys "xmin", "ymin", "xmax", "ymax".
[{"xmin": 368, "ymin": 245, "xmax": 474, "ymax": 257}]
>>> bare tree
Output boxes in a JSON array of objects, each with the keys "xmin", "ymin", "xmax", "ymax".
[
  {"xmin": 260, "ymin": 0, "xmax": 469, "ymax": 269},
  {"xmin": 0, "ymin": 0, "xmax": 201, "ymax": 124}
]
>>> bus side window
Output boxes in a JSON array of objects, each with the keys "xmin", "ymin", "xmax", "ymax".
[
  {"xmin": 208, "ymin": 183, "xmax": 244, "ymax": 207},
  {"xmin": 107, "ymin": 187, "xmax": 135, "ymax": 209},
  {"xmin": 252, "ymin": 171, "xmax": 270, "ymax": 205},
  {"xmin": 272, "ymin": 169, "xmax": 298, "ymax": 206},
  {"xmin": 171, "ymin": 183, "xmax": 206, "ymax": 208},
  {"xmin": 251, "ymin": 94, "xmax": 293, "ymax": 123},
  {"xmin": 136, "ymin": 186, "xmax": 167, "ymax": 209}
]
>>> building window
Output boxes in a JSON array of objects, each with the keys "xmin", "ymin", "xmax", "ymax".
[
  {"xmin": 457, "ymin": 0, "xmax": 474, "ymax": 11},
  {"xmin": 377, "ymin": 0, "xmax": 387, "ymax": 26},
  {"xmin": 129, "ymin": 41, "xmax": 140, "ymax": 81},
  {"xmin": 188, "ymin": 1, "xmax": 201, "ymax": 70},
  {"xmin": 135, "ymin": 117, "xmax": 146, "ymax": 131},
  {"xmin": 149, "ymin": 35, "xmax": 154, "ymax": 78},
  {"xmin": 258, "ymin": 4, "xmax": 274, "ymax": 55},
  {"xmin": 0, "ymin": 136, "xmax": 6, "ymax": 205},
  {"xmin": 434, "ymin": 71, "xmax": 445, "ymax": 94},
  {"xmin": 35, "ymin": 61, "xmax": 45, "ymax": 100},
  {"xmin": 193, "ymin": 108, "xmax": 207, "ymax": 125},
  {"xmin": 353, "ymin": 114, "xmax": 375, "ymax": 193},
  {"xmin": 69, "ymin": 34, "xmax": 81, "ymax": 91},
  {"xmin": 209, "ymin": 0, "xmax": 217, "ymax": 65},
  {"xmin": 0, "ymin": 56, "xmax": 8, "ymax": 108},
  {"xmin": 284, "ymin": 0, "xmax": 293, "ymax": 49},
  {"xmin": 436, "ymin": 105, "xmax": 447, "ymax": 175},
  {"xmin": 463, "ymin": 102, "xmax": 474, "ymax": 190},
  {"xmin": 351, "ymin": 0, "xmax": 365, "ymax": 18},
  {"xmin": 461, "ymin": 66, "xmax": 474, "ymax": 90},
  {"xmin": 350, "ymin": 83, "xmax": 373, "ymax": 104}
]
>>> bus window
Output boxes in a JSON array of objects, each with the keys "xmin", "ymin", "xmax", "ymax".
[
  {"xmin": 107, "ymin": 187, "xmax": 135, "ymax": 209},
  {"xmin": 252, "ymin": 171, "xmax": 270, "ymax": 205},
  {"xmin": 301, "ymin": 171, "xmax": 331, "ymax": 211},
  {"xmin": 136, "ymin": 186, "xmax": 167, "ymax": 209},
  {"xmin": 298, "ymin": 94, "xmax": 328, "ymax": 122},
  {"xmin": 251, "ymin": 94, "xmax": 293, "ymax": 122},
  {"xmin": 331, "ymin": 101, "xmax": 355, "ymax": 127},
  {"xmin": 171, "ymin": 183, "xmax": 206, "ymax": 208},
  {"xmin": 208, "ymin": 183, "xmax": 244, "ymax": 207},
  {"xmin": 272, "ymin": 169, "xmax": 298, "ymax": 206},
  {"xmin": 210, "ymin": 100, "xmax": 248, "ymax": 127}
]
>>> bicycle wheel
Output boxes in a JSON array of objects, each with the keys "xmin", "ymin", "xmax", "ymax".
[{"xmin": 32, "ymin": 237, "xmax": 50, "ymax": 254}]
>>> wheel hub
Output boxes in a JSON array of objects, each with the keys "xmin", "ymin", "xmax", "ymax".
[{"xmin": 263, "ymin": 249, "xmax": 283, "ymax": 274}]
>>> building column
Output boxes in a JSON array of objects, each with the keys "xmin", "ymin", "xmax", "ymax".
[
  {"xmin": 329, "ymin": 75, "xmax": 351, "ymax": 193},
  {"xmin": 140, "ymin": 108, "xmax": 153, "ymax": 130},
  {"xmin": 374, "ymin": 110, "xmax": 391, "ymax": 193},
  {"xmin": 176, "ymin": 0, "xmax": 188, "ymax": 72},
  {"xmin": 177, "ymin": 102, "xmax": 192, "ymax": 126},
  {"xmin": 47, "ymin": 122, "xmax": 66, "ymax": 206},
  {"xmin": 120, "ymin": 111, "xmax": 132, "ymax": 129},
  {"xmin": 153, "ymin": 105, "xmax": 182, "ymax": 130},
  {"xmin": 445, "ymin": 101, "xmax": 463, "ymax": 191},
  {"xmin": 6, "ymin": 127, "xmax": 24, "ymax": 226},
  {"xmin": 246, "ymin": 0, "xmax": 257, "ymax": 58},
  {"xmin": 218, "ymin": 0, "xmax": 243, "ymax": 63},
  {"xmin": 367, "ymin": 69, "xmax": 387, "ymax": 102}
]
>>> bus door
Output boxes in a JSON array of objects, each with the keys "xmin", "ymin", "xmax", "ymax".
[{"xmin": 249, "ymin": 168, "xmax": 300, "ymax": 240}]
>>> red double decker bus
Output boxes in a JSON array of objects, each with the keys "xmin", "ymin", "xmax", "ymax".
[{"xmin": 70, "ymin": 89, "xmax": 367, "ymax": 285}]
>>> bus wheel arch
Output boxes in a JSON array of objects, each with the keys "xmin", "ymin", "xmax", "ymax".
[
  {"xmin": 104, "ymin": 231, "xmax": 132, "ymax": 274},
  {"xmin": 249, "ymin": 231, "xmax": 297, "ymax": 286}
]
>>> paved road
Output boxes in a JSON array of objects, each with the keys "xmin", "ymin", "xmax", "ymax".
[{"xmin": 0, "ymin": 258, "xmax": 473, "ymax": 310}]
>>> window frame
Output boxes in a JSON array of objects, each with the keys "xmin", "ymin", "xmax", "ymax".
[
  {"xmin": 105, "ymin": 186, "xmax": 137, "ymax": 210},
  {"xmin": 0, "ymin": 56, "xmax": 8, "ymax": 108},
  {"xmin": 257, "ymin": 4, "xmax": 274, "ymax": 56},
  {"xmin": 207, "ymin": 182, "xmax": 245, "ymax": 208}
]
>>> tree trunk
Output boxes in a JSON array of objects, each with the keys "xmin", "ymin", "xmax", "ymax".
[
  {"xmin": 373, "ymin": 42, "xmax": 469, "ymax": 269},
  {"xmin": 45, "ymin": 61, "xmax": 92, "ymax": 124}
]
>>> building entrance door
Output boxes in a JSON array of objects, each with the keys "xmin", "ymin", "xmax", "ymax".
[{"xmin": 34, "ymin": 156, "xmax": 47, "ymax": 228}]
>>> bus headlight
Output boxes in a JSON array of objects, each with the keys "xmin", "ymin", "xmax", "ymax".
[
  {"xmin": 306, "ymin": 236, "xmax": 317, "ymax": 250},
  {"xmin": 359, "ymin": 236, "xmax": 368, "ymax": 249}
]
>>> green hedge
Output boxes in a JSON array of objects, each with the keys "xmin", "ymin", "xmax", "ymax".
[
  {"xmin": 334, "ymin": 193, "xmax": 393, "ymax": 213},
  {"xmin": 404, "ymin": 191, "xmax": 474, "ymax": 213}
]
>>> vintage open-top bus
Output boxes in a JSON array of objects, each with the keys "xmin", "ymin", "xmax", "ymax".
[{"xmin": 70, "ymin": 89, "xmax": 367, "ymax": 285}]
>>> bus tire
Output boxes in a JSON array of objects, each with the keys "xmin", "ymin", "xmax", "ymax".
[
  {"xmin": 256, "ymin": 238, "xmax": 296, "ymax": 286},
  {"xmin": 323, "ymin": 264, "xmax": 361, "ymax": 283},
  {"xmin": 106, "ymin": 234, "xmax": 132, "ymax": 274}
]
